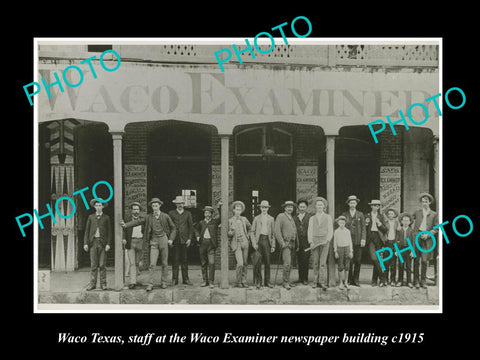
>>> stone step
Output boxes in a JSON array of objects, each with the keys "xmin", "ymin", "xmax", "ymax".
[{"xmin": 38, "ymin": 285, "xmax": 439, "ymax": 305}]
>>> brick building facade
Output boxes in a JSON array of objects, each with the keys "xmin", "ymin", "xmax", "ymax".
[{"xmin": 36, "ymin": 42, "xmax": 440, "ymax": 290}]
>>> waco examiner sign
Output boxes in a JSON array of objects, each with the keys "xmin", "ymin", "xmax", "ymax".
[{"xmin": 38, "ymin": 63, "xmax": 439, "ymax": 135}]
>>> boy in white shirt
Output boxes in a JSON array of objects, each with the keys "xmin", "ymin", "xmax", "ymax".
[{"xmin": 334, "ymin": 216, "xmax": 353, "ymax": 290}]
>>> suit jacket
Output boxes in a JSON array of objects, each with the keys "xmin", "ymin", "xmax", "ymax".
[
  {"xmin": 294, "ymin": 212, "xmax": 312, "ymax": 249},
  {"xmin": 141, "ymin": 212, "xmax": 177, "ymax": 245},
  {"xmin": 274, "ymin": 212, "xmax": 298, "ymax": 249},
  {"xmin": 365, "ymin": 212, "xmax": 387, "ymax": 245},
  {"xmin": 83, "ymin": 213, "xmax": 112, "ymax": 247},
  {"xmin": 123, "ymin": 214, "xmax": 146, "ymax": 249},
  {"xmin": 168, "ymin": 209, "xmax": 194, "ymax": 245},
  {"xmin": 342, "ymin": 209, "xmax": 366, "ymax": 246},
  {"xmin": 412, "ymin": 209, "xmax": 439, "ymax": 235},
  {"xmin": 251, "ymin": 213, "xmax": 276, "ymax": 249},
  {"xmin": 395, "ymin": 226, "xmax": 415, "ymax": 249},
  {"xmin": 384, "ymin": 218, "xmax": 401, "ymax": 241},
  {"xmin": 195, "ymin": 217, "xmax": 221, "ymax": 251},
  {"xmin": 228, "ymin": 216, "xmax": 252, "ymax": 251}
]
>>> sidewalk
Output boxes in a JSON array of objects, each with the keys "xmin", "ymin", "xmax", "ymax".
[{"xmin": 38, "ymin": 264, "xmax": 439, "ymax": 306}]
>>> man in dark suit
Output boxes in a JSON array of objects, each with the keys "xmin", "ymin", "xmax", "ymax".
[
  {"xmin": 412, "ymin": 192, "xmax": 439, "ymax": 289},
  {"xmin": 139, "ymin": 198, "xmax": 176, "ymax": 291},
  {"xmin": 342, "ymin": 195, "xmax": 366, "ymax": 287},
  {"xmin": 365, "ymin": 199, "xmax": 388, "ymax": 287},
  {"xmin": 395, "ymin": 213, "xmax": 415, "ymax": 288},
  {"xmin": 195, "ymin": 204, "xmax": 221, "ymax": 288},
  {"xmin": 121, "ymin": 202, "xmax": 146, "ymax": 289},
  {"xmin": 168, "ymin": 196, "xmax": 194, "ymax": 285},
  {"xmin": 83, "ymin": 198, "xmax": 112, "ymax": 291},
  {"xmin": 294, "ymin": 199, "xmax": 311, "ymax": 285}
]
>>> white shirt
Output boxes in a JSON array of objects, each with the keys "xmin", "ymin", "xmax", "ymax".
[
  {"xmin": 387, "ymin": 219, "xmax": 396, "ymax": 240},
  {"xmin": 176, "ymin": 209, "xmax": 184, "ymax": 215},
  {"xmin": 260, "ymin": 214, "xmax": 269, "ymax": 235},
  {"xmin": 349, "ymin": 209, "xmax": 356, "ymax": 218},
  {"xmin": 94, "ymin": 213, "xmax": 102, "ymax": 237},
  {"xmin": 131, "ymin": 216, "xmax": 143, "ymax": 238},
  {"xmin": 371, "ymin": 212, "xmax": 378, "ymax": 231},
  {"xmin": 419, "ymin": 208, "xmax": 429, "ymax": 231},
  {"xmin": 298, "ymin": 212, "xmax": 305, "ymax": 222},
  {"xmin": 203, "ymin": 218, "xmax": 211, "ymax": 239}
]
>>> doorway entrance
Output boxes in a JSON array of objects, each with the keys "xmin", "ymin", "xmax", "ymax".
[{"xmin": 147, "ymin": 122, "xmax": 212, "ymax": 265}]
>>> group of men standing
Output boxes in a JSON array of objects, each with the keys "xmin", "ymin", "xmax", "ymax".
[{"xmin": 83, "ymin": 191, "xmax": 438, "ymax": 292}]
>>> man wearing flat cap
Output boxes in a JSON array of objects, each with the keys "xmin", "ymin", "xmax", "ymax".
[
  {"xmin": 342, "ymin": 195, "xmax": 366, "ymax": 287},
  {"xmin": 121, "ymin": 202, "xmax": 146, "ymax": 289},
  {"xmin": 130, "ymin": 198, "xmax": 176, "ymax": 291},
  {"xmin": 274, "ymin": 200, "xmax": 298, "ymax": 289},
  {"xmin": 169, "ymin": 196, "xmax": 194, "ymax": 286},
  {"xmin": 83, "ymin": 198, "xmax": 112, "ymax": 291},
  {"xmin": 195, "ymin": 203, "xmax": 222, "ymax": 288},
  {"xmin": 412, "ymin": 193, "xmax": 438, "ymax": 289}
]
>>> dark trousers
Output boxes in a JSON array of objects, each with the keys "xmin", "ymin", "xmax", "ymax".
[
  {"xmin": 397, "ymin": 256, "xmax": 413, "ymax": 284},
  {"xmin": 199, "ymin": 240, "xmax": 215, "ymax": 284},
  {"xmin": 89, "ymin": 238, "xmax": 106, "ymax": 287},
  {"xmin": 172, "ymin": 243, "xmax": 189, "ymax": 282},
  {"xmin": 297, "ymin": 243, "xmax": 310, "ymax": 283},
  {"xmin": 413, "ymin": 256, "xmax": 428, "ymax": 285},
  {"xmin": 252, "ymin": 235, "xmax": 272, "ymax": 286},
  {"xmin": 348, "ymin": 244, "xmax": 363, "ymax": 284},
  {"xmin": 368, "ymin": 233, "xmax": 386, "ymax": 284},
  {"xmin": 385, "ymin": 240, "xmax": 396, "ymax": 283}
]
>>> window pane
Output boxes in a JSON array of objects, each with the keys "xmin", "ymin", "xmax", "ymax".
[
  {"xmin": 237, "ymin": 128, "xmax": 263, "ymax": 154},
  {"xmin": 271, "ymin": 129, "xmax": 291, "ymax": 155}
]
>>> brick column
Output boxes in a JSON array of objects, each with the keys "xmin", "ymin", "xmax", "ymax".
[
  {"xmin": 111, "ymin": 132, "xmax": 124, "ymax": 290},
  {"xmin": 220, "ymin": 135, "xmax": 230, "ymax": 289}
]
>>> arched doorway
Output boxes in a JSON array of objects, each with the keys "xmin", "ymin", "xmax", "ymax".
[
  {"xmin": 147, "ymin": 121, "xmax": 212, "ymax": 264},
  {"xmin": 234, "ymin": 124, "xmax": 295, "ymax": 221}
]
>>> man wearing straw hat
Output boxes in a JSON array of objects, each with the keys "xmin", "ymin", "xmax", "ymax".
[
  {"xmin": 366, "ymin": 199, "xmax": 387, "ymax": 287},
  {"xmin": 307, "ymin": 197, "xmax": 333, "ymax": 290},
  {"xmin": 83, "ymin": 198, "xmax": 112, "ymax": 291},
  {"xmin": 342, "ymin": 195, "xmax": 366, "ymax": 287},
  {"xmin": 250, "ymin": 200, "xmax": 276, "ymax": 289},
  {"xmin": 274, "ymin": 200, "xmax": 298, "ymax": 289},
  {"xmin": 121, "ymin": 202, "xmax": 146, "ymax": 289},
  {"xmin": 412, "ymin": 192, "xmax": 439, "ymax": 289},
  {"xmin": 195, "ymin": 204, "xmax": 222, "ymax": 288},
  {"xmin": 142, "ymin": 198, "xmax": 176, "ymax": 291},
  {"xmin": 228, "ymin": 200, "xmax": 252, "ymax": 288},
  {"xmin": 169, "ymin": 196, "xmax": 194, "ymax": 286}
]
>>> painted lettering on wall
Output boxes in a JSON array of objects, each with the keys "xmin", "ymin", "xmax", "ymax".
[
  {"xmin": 124, "ymin": 165, "xmax": 147, "ymax": 217},
  {"xmin": 379, "ymin": 166, "xmax": 401, "ymax": 215}
]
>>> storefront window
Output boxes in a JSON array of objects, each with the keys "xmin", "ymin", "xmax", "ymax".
[{"xmin": 236, "ymin": 126, "xmax": 292, "ymax": 157}]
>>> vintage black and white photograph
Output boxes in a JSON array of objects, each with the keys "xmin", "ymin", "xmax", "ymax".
[{"xmin": 34, "ymin": 40, "xmax": 441, "ymax": 311}]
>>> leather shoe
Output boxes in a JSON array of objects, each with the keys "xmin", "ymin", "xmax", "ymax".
[
  {"xmin": 284, "ymin": 283, "xmax": 291, "ymax": 290},
  {"xmin": 414, "ymin": 283, "xmax": 420, "ymax": 289},
  {"xmin": 146, "ymin": 284, "xmax": 153, "ymax": 291},
  {"xmin": 311, "ymin": 283, "xmax": 317, "ymax": 288},
  {"xmin": 408, "ymin": 282, "xmax": 414, "ymax": 288},
  {"xmin": 128, "ymin": 283, "xmax": 136, "ymax": 289},
  {"xmin": 209, "ymin": 283, "xmax": 214, "ymax": 289},
  {"xmin": 319, "ymin": 283, "xmax": 327, "ymax": 290},
  {"xmin": 302, "ymin": 281, "xmax": 308, "ymax": 286},
  {"xmin": 242, "ymin": 283, "xmax": 249, "ymax": 289},
  {"xmin": 172, "ymin": 280, "xmax": 178, "ymax": 286},
  {"xmin": 267, "ymin": 283, "xmax": 274, "ymax": 288},
  {"xmin": 101, "ymin": 284, "xmax": 107, "ymax": 290},
  {"xmin": 200, "ymin": 282, "xmax": 208, "ymax": 287},
  {"xmin": 160, "ymin": 283, "xmax": 167, "ymax": 289},
  {"xmin": 183, "ymin": 280, "xmax": 193, "ymax": 286},
  {"xmin": 86, "ymin": 284, "xmax": 96, "ymax": 291}
]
